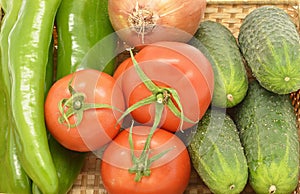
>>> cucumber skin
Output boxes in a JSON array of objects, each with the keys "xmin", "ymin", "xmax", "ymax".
[
  {"xmin": 234, "ymin": 81, "xmax": 299, "ymax": 194},
  {"xmin": 191, "ymin": 21, "xmax": 248, "ymax": 108},
  {"xmin": 188, "ymin": 109, "xmax": 248, "ymax": 194},
  {"xmin": 238, "ymin": 6, "xmax": 300, "ymax": 94}
]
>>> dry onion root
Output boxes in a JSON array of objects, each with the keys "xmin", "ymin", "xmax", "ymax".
[{"xmin": 108, "ymin": 0, "xmax": 207, "ymax": 46}]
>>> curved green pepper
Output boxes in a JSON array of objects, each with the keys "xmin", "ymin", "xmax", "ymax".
[
  {"xmin": 32, "ymin": 135, "xmax": 87, "ymax": 194},
  {"xmin": 0, "ymin": 68, "xmax": 32, "ymax": 194},
  {"xmin": 0, "ymin": 0, "xmax": 7, "ymax": 12},
  {"xmin": 44, "ymin": 38, "xmax": 55, "ymax": 96},
  {"xmin": 0, "ymin": 1, "xmax": 32, "ymax": 193},
  {"xmin": 0, "ymin": 114, "xmax": 32, "ymax": 194},
  {"xmin": 7, "ymin": 0, "xmax": 62, "ymax": 193},
  {"xmin": 0, "ymin": 0, "xmax": 22, "ymax": 92},
  {"xmin": 32, "ymin": 34, "xmax": 87, "ymax": 194},
  {"xmin": 48, "ymin": 135, "xmax": 86, "ymax": 193},
  {"xmin": 55, "ymin": 0, "xmax": 116, "ymax": 79}
]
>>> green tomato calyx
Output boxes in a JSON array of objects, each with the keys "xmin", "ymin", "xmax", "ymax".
[
  {"xmin": 117, "ymin": 48, "xmax": 196, "ymax": 131},
  {"xmin": 57, "ymin": 78, "xmax": 116, "ymax": 129}
]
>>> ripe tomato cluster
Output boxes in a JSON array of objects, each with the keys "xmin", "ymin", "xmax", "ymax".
[{"xmin": 44, "ymin": 41, "xmax": 214, "ymax": 194}]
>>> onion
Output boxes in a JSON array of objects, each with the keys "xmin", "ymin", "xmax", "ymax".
[{"xmin": 108, "ymin": 0, "xmax": 207, "ymax": 46}]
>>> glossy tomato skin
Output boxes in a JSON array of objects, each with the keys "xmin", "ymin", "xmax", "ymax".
[
  {"xmin": 101, "ymin": 126, "xmax": 191, "ymax": 194},
  {"xmin": 45, "ymin": 69, "xmax": 125, "ymax": 152},
  {"xmin": 114, "ymin": 41, "xmax": 214, "ymax": 132}
]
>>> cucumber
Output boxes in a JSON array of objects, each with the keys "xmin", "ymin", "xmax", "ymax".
[
  {"xmin": 188, "ymin": 108, "xmax": 248, "ymax": 194},
  {"xmin": 190, "ymin": 21, "xmax": 248, "ymax": 108},
  {"xmin": 234, "ymin": 81, "xmax": 299, "ymax": 194},
  {"xmin": 238, "ymin": 6, "xmax": 300, "ymax": 94}
]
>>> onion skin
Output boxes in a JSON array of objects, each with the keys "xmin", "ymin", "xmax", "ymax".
[{"xmin": 108, "ymin": 0, "xmax": 207, "ymax": 46}]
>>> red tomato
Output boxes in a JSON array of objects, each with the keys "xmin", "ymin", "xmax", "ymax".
[
  {"xmin": 113, "ymin": 57, "xmax": 131, "ymax": 80},
  {"xmin": 114, "ymin": 41, "xmax": 214, "ymax": 132},
  {"xmin": 101, "ymin": 125, "xmax": 191, "ymax": 194},
  {"xmin": 45, "ymin": 69, "xmax": 125, "ymax": 152}
]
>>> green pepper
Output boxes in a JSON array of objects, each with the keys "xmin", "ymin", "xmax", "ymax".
[
  {"xmin": 32, "ymin": 33, "xmax": 87, "ymax": 194},
  {"xmin": 48, "ymin": 135, "xmax": 86, "ymax": 193},
  {"xmin": 32, "ymin": 135, "xmax": 87, "ymax": 194},
  {"xmin": 0, "ymin": 75, "xmax": 9, "ymax": 193},
  {"xmin": 0, "ymin": 0, "xmax": 7, "ymax": 13},
  {"xmin": 55, "ymin": 0, "xmax": 117, "ymax": 79},
  {"xmin": 0, "ymin": 66, "xmax": 32, "ymax": 194},
  {"xmin": 0, "ymin": 109, "xmax": 32, "ymax": 193},
  {"xmin": 44, "ymin": 38, "xmax": 55, "ymax": 96},
  {"xmin": 7, "ymin": 0, "xmax": 62, "ymax": 193},
  {"xmin": 0, "ymin": 1, "xmax": 32, "ymax": 193},
  {"xmin": 0, "ymin": 0, "xmax": 22, "ymax": 92}
]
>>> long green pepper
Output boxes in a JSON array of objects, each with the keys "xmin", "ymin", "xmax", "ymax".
[
  {"xmin": 0, "ymin": 0, "xmax": 32, "ymax": 193},
  {"xmin": 0, "ymin": 54, "xmax": 32, "ymax": 194},
  {"xmin": 32, "ymin": 135, "xmax": 87, "ymax": 194},
  {"xmin": 7, "ymin": 0, "xmax": 62, "ymax": 193},
  {"xmin": 0, "ymin": 111, "xmax": 32, "ymax": 193},
  {"xmin": 32, "ymin": 35, "xmax": 87, "ymax": 194},
  {"xmin": 55, "ymin": 0, "xmax": 116, "ymax": 79},
  {"xmin": 0, "ymin": 0, "xmax": 7, "ymax": 13},
  {"xmin": 0, "ymin": 0, "xmax": 22, "ymax": 93}
]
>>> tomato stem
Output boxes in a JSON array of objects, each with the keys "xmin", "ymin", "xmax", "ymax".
[
  {"xmin": 118, "ymin": 48, "xmax": 197, "ymax": 131},
  {"xmin": 128, "ymin": 102, "xmax": 173, "ymax": 182},
  {"xmin": 58, "ymin": 79, "xmax": 121, "ymax": 129},
  {"xmin": 128, "ymin": 48, "xmax": 158, "ymax": 93},
  {"xmin": 116, "ymin": 95, "xmax": 156, "ymax": 125},
  {"xmin": 156, "ymin": 93, "xmax": 164, "ymax": 103},
  {"xmin": 123, "ymin": 48, "xmax": 199, "ymax": 180}
]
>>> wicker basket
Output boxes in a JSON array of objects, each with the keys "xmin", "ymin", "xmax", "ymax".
[{"xmin": 68, "ymin": 1, "xmax": 300, "ymax": 193}]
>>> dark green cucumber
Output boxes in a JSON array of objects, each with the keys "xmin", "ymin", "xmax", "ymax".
[
  {"xmin": 234, "ymin": 81, "xmax": 299, "ymax": 194},
  {"xmin": 238, "ymin": 6, "xmax": 300, "ymax": 94},
  {"xmin": 191, "ymin": 21, "xmax": 248, "ymax": 108},
  {"xmin": 188, "ymin": 108, "xmax": 248, "ymax": 194}
]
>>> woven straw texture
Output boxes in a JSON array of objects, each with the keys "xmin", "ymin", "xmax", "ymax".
[{"xmin": 68, "ymin": 1, "xmax": 300, "ymax": 194}]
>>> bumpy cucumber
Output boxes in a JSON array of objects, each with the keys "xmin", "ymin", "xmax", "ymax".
[
  {"xmin": 234, "ymin": 81, "xmax": 299, "ymax": 194},
  {"xmin": 188, "ymin": 108, "xmax": 248, "ymax": 194},
  {"xmin": 191, "ymin": 21, "xmax": 248, "ymax": 108},
  {"xmin": 238, "ymin": 6, "xmax": 300, "ymax": 94}
]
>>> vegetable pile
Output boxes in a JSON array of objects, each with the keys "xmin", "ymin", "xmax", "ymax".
[{"xmin": 0, "ymin": 1, "xmax": 300, "ymax": 194}]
